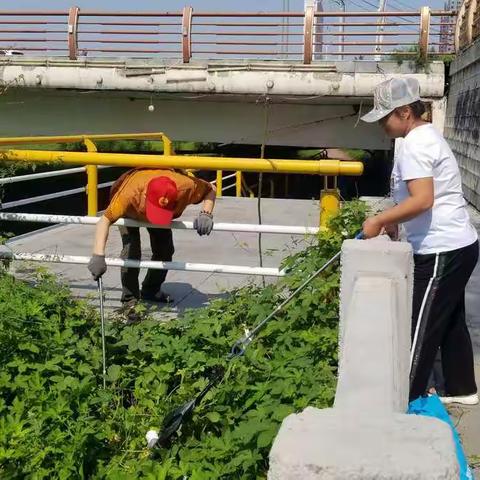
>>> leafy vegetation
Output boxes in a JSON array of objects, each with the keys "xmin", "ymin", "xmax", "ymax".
[
  {"xmin": 0, "ymin": 201, "xmax": 367, "ymax": 479},
  {"xmin": 388, "ymin": 45, "xmax": 454, "ymax": 71},
  {"xmin": 343, "ymin": 149, "xmax": 370, "ymax": 162}
]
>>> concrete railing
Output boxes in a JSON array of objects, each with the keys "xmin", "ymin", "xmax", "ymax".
[{"xmin": 268, "ymin": 237, "xmax": 459, "ymax": 479}]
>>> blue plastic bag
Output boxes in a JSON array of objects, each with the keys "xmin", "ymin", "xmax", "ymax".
[{"xmin": 408, "ymin": 394, "xmax": 474, "ymax": 480}]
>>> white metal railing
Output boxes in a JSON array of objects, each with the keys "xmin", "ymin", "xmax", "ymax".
[
  {"xmin": 0, "ymin": 168, "xmax": 240, "ymax": 207},
  {"xmin": 211, "ymin": 172, "xmax": 236, "ymax": 185},
  {"xmin": 0, "ymin": 165, "xmax": 111, "ymax": 185},
  {"xmin": 211, "ymin": 172, "xmax": 238, "ymax": 195},
  {"xmin": 210, "ymin": 171, "xmax": 241, "ymax": 197},
  {"xmin": 222, "ymin": 183, "xmax": 236, "ymax": 193},
  {"xmin": 1, "ymin": 182, "xmax": 114, "ymax": 209},
  {"xmin": 0, "ymin": 165, "xmax": 114, "ymax": 209},
  {"xmin": 0, "ymin": 251, "xmax": 285, "ymax": 277},
  {"xmin": 0, "ymin": 212, "xmax": 320, "ymax": 235}
]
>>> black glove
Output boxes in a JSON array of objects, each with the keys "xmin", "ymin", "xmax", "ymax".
[
  {"xmin": 194, "ymin": 212, "xmax": 214, "ymax": 236},
  {"xmin": 88, "ymin": 254, "xmax": 107, "ymax": 281}
]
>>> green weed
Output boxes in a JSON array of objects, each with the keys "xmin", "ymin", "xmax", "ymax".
[{"xmin": 0, "ymin": 201, "xmax": 367, "ymax": 479}]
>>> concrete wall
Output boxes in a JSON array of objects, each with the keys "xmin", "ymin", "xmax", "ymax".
[
  {"xmin": 445, "ymin": 39, "xmax": 480, "ymax": 208},
  {"xmin": 0, "ymin": 58, "xmax": 445, "ymax": 98},
  {"xmin": 0, "ymin": 58, "xmax": 445, "ymax": 150},
  {"xmin": 268, "ymin": 237, "xmax": 459, "ymax": 479}
]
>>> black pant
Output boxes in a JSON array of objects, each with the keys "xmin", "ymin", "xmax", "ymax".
[
  {"xmin": 118, "ymin": 226, "xmax": 174, "ymax": 304},
  {"xmin": 409, "ymin": 240, "xmax": 478, "ymax": 400}
]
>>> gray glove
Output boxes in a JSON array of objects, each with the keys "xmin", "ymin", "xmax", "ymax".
[
  {"xmin": 194, "ymin": 212, "xmax": 214, "ymax": 236},
  {"xmin": 88, "ymin": 254, "xmax": 107, "ymax": 281}
]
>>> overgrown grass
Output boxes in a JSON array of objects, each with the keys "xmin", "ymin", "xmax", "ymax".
[{"xmin": 0, "ymin": 201, "xmax": 367, "ymax": 479}]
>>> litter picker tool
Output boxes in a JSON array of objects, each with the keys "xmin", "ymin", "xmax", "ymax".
[
  {"xmin": 97, "ymin": 277, "xmax": 107, "ymax": 389},
  {"xmin": 146, "ymin": 232, "xmax": 364, "ymax": 448}
]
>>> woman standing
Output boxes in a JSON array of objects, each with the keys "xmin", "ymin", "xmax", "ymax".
[{"xmin": 361, "ymin": 77, "xmax": 479, "ymax": 404}]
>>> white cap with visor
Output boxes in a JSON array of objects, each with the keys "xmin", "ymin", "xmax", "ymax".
[{"xmin": 361, "ymin": 77, "xmax": 421, "ymax": 123}]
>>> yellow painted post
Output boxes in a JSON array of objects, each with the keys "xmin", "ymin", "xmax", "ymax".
[
  {"xmin": 235, "ymin": 171, "xmax": 242, "ymax": 197},
  {"xmin": 216, "ymin": 170, "xmax": 223, "ymax": 197},
  {"xmin": 162, "ymin": 134, "xmax": 173, "ymax": 156},
  {"xmin": 83, "ymin": 138, "xmax": 98, "ymax": 216},
  {"xmin": 320, "ymin": 176, "xmax": 340, "ymax": 229}
]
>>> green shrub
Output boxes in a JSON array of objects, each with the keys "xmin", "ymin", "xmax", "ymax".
[{"xmin": 0, "ymin": 201, "xmax": 367, "ymax": 479}]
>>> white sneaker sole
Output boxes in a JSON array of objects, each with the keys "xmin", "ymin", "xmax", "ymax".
[{"xmin": 439, "ymin": 393, "xmax": 479, "ymax": 406}]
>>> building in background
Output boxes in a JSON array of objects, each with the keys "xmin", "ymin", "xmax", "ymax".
[
  {"xmin": 440, "ymin": 0, "xmax": 461, "ymax": 52},
  {"xmin": 305, "ymin": 0, "xmax": 324, "ymax": 60},
  {"xmin": 445, "ymin": 0, "xmax": 462, "ymax": 9}
]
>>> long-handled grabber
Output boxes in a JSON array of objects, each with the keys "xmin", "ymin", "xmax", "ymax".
[
  {"xmin": 97, "ymin": 277, "xmax": 107, "ymax": 389},
  {"xmin": 146, "ymin": 231, "xmax": 364, "ymax": 447}
]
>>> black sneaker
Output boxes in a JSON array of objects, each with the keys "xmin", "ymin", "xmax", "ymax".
[
  {"xmin": 141, "ymin": 291, "xmax": 173, "ymax": 304},
  {"xmin": 114, "ymin": 299, "xmax": 142, "ymax": 324}
]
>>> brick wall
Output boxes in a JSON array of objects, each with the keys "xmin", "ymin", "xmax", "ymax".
[{"xmin": 445, "ymin": 39, "xmax": 480, "ymax": 208}]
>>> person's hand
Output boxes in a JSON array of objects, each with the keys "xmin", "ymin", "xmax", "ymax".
[
  {"xmin": 194, "ymin": 212, "xmax": 214, "ymax": 236},
  {"xmin": 382, "ymin": 223, "xmax": 399, "ymax": 241},
  {"xmin": 362, "ymin": 216, "xmax": 383, "ymax": 239},
  {"xmin": 88, "ymin": 254, "xmax": 107, "ymax": 280}
]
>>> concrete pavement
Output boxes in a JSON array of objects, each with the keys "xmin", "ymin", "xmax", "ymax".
[
  {"xmin": 450, "ymin": 206, "xmax": 480, "ymax": 474},
  {"xmin": 6, "ymin": 197, "xmax": 320, "ymax": 317}
]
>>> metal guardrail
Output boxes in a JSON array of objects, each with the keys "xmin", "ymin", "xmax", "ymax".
[
  {"xmin": 0, "ymin": 144, "xmax": 361, "ymax": 216},
  {"xmin": 0, "ymin": 165, "xmax": 238, "ymax": 208},
  {"xmin": 0, "ymin": 212, "xmax": 323, "ymax": 278},
  {"xmin": 212, "ymin": 171, "xmax": 242, "ymax": 197},
  {"xmin": 0, "ymin": 164, "xmax": 115, "ymax": 209},
  {"xmin": 0, "ymin": 133, "xmax": 245, "ymax": 212},
  {"xmin": 0, "ymin": 165, "xmax": 114, "ymax": 185},
  {"xmin": 0, "ymin": 132, "xmax": 172, "ymax": 216},
  {"xmin": 0, "ymin": 182, "xmax": 113, "ymax": 210},
  {"xmin": 0, "ymin": 251, "xmax": 286, "ymax": 277},
  {"xmin": 0, "ymin": 132, "xmax": 360, "ymax": 219},
  {"xmin": 0, "ymin": 212, "xmax": 321, "ymax": 235},
  {"xmin": 0, "ymin": 7, "xmax": 457, "ymax": 63}
]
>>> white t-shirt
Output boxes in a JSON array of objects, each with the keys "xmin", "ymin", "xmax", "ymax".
[{"xmin": 391, "ymin": 123, "xmax": 477, "ymax": 255}]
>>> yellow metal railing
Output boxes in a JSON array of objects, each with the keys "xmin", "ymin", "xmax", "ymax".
[
  {"xmin": 213, "ymin": 170, "xmax": 243, "ymax": 198},
  {"xmin": 216, "ymin": 170, "xmax": 223, "ymax": 197},
  {"xmin": 0, "ymin": 132, "xmax": 175, "ymax": 216},
  {"xmin": 0, "ymin": 132, "xmax": 173, "ymax": 155},
  {"xmin": 0, "ymin": 132, "xmax": 364, "ymax": 225},
  {"xmin": 83, "ymin": 138, "xmax": 98, "ymax": 217},
  {"xmin": 235, "ymin": 171, "xmax": 242, "ymax": 197},
  {"xmin": 0, "ymin": 149, "xmax": 363, "ymax": 174},
  {"xmin": 0, "ymin": 133, "xmax": 248, "ymax": 209}
]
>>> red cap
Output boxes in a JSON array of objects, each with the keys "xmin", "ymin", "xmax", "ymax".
[{"xmin": 145, "ymin": 176, "xmax": 178, "ymax": 225}]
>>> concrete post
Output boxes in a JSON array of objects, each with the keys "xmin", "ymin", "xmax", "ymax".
[{"xmin": 268, "ymin": 237, "xmax": 459, "ymax": 480}]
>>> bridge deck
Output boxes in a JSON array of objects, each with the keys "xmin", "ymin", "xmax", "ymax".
[{"xmin": 6, "ymin": 197, "xmax": 319, "ymax": 317}]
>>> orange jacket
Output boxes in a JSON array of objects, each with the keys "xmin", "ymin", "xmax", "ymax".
[{"xmin": 104, "ymin": 168, "xmax": 212, "ymax": 223}]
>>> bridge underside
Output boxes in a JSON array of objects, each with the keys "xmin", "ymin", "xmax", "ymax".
[{"xmin": 0, "ymin": 59, "xmax": 445, "ymax": 150}]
